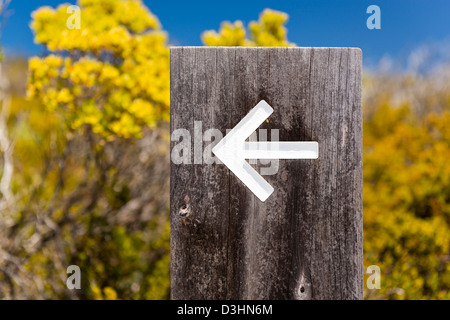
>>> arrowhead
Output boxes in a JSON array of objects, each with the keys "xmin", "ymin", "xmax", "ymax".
[{"xmin": 212, "ymin": 100, "xmax": 275, "ymax": 202}]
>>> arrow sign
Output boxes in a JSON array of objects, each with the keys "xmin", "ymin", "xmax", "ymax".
[{"xmin": 212, "ymin": 100, "xmax": 319, "ymax": 202}]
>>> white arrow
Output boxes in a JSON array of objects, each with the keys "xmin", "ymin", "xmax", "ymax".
[{"xmin": 212, "ymin": 100, "xmax": 319, "ymax": 202}]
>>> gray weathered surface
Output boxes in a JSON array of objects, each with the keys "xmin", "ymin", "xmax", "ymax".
[{"xmin": 170, "ymin": 47, "xmax": 363, "ymax": 300}]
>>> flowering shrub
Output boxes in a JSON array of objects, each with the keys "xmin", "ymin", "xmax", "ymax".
[
  {"xmin": 202, "ymin": 9, "xmax": 295, "ymax": 47},
  {"xmin": 27, "ymin": 0, "xmax": 170, "ymax": 140}
]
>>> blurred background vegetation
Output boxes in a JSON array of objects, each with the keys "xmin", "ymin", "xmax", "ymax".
[{"xmin": 0, "ymin": 0, "xmax": 449, "ymax": 299}]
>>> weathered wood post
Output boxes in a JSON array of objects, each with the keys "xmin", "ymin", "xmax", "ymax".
[{"xmin": 170, "ymin": 47, "xmax": 363, "ymax": 300}]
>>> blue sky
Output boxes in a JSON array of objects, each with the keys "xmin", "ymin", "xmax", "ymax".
[{"xmin": 2, "ymin": 0, "xmax": 449, "ymax": 70}]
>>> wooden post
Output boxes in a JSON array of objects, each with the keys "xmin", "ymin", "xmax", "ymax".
[{"xmin": 170, "ymin": 47, "xmax": 363, "ymax": 300}]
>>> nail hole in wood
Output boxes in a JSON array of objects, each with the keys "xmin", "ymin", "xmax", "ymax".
[
  {"xmin": 300, "ymin": 286, "xmax": 305, "ymax": 293},
  {"xmin": 179, "ymin": 204, "xmax": 190, "ymax": 217}
]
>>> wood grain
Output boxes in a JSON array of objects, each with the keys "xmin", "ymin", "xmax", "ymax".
[{"xmin": 170, "ymin": 47, "xmax": 363, "ymax": 300}]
